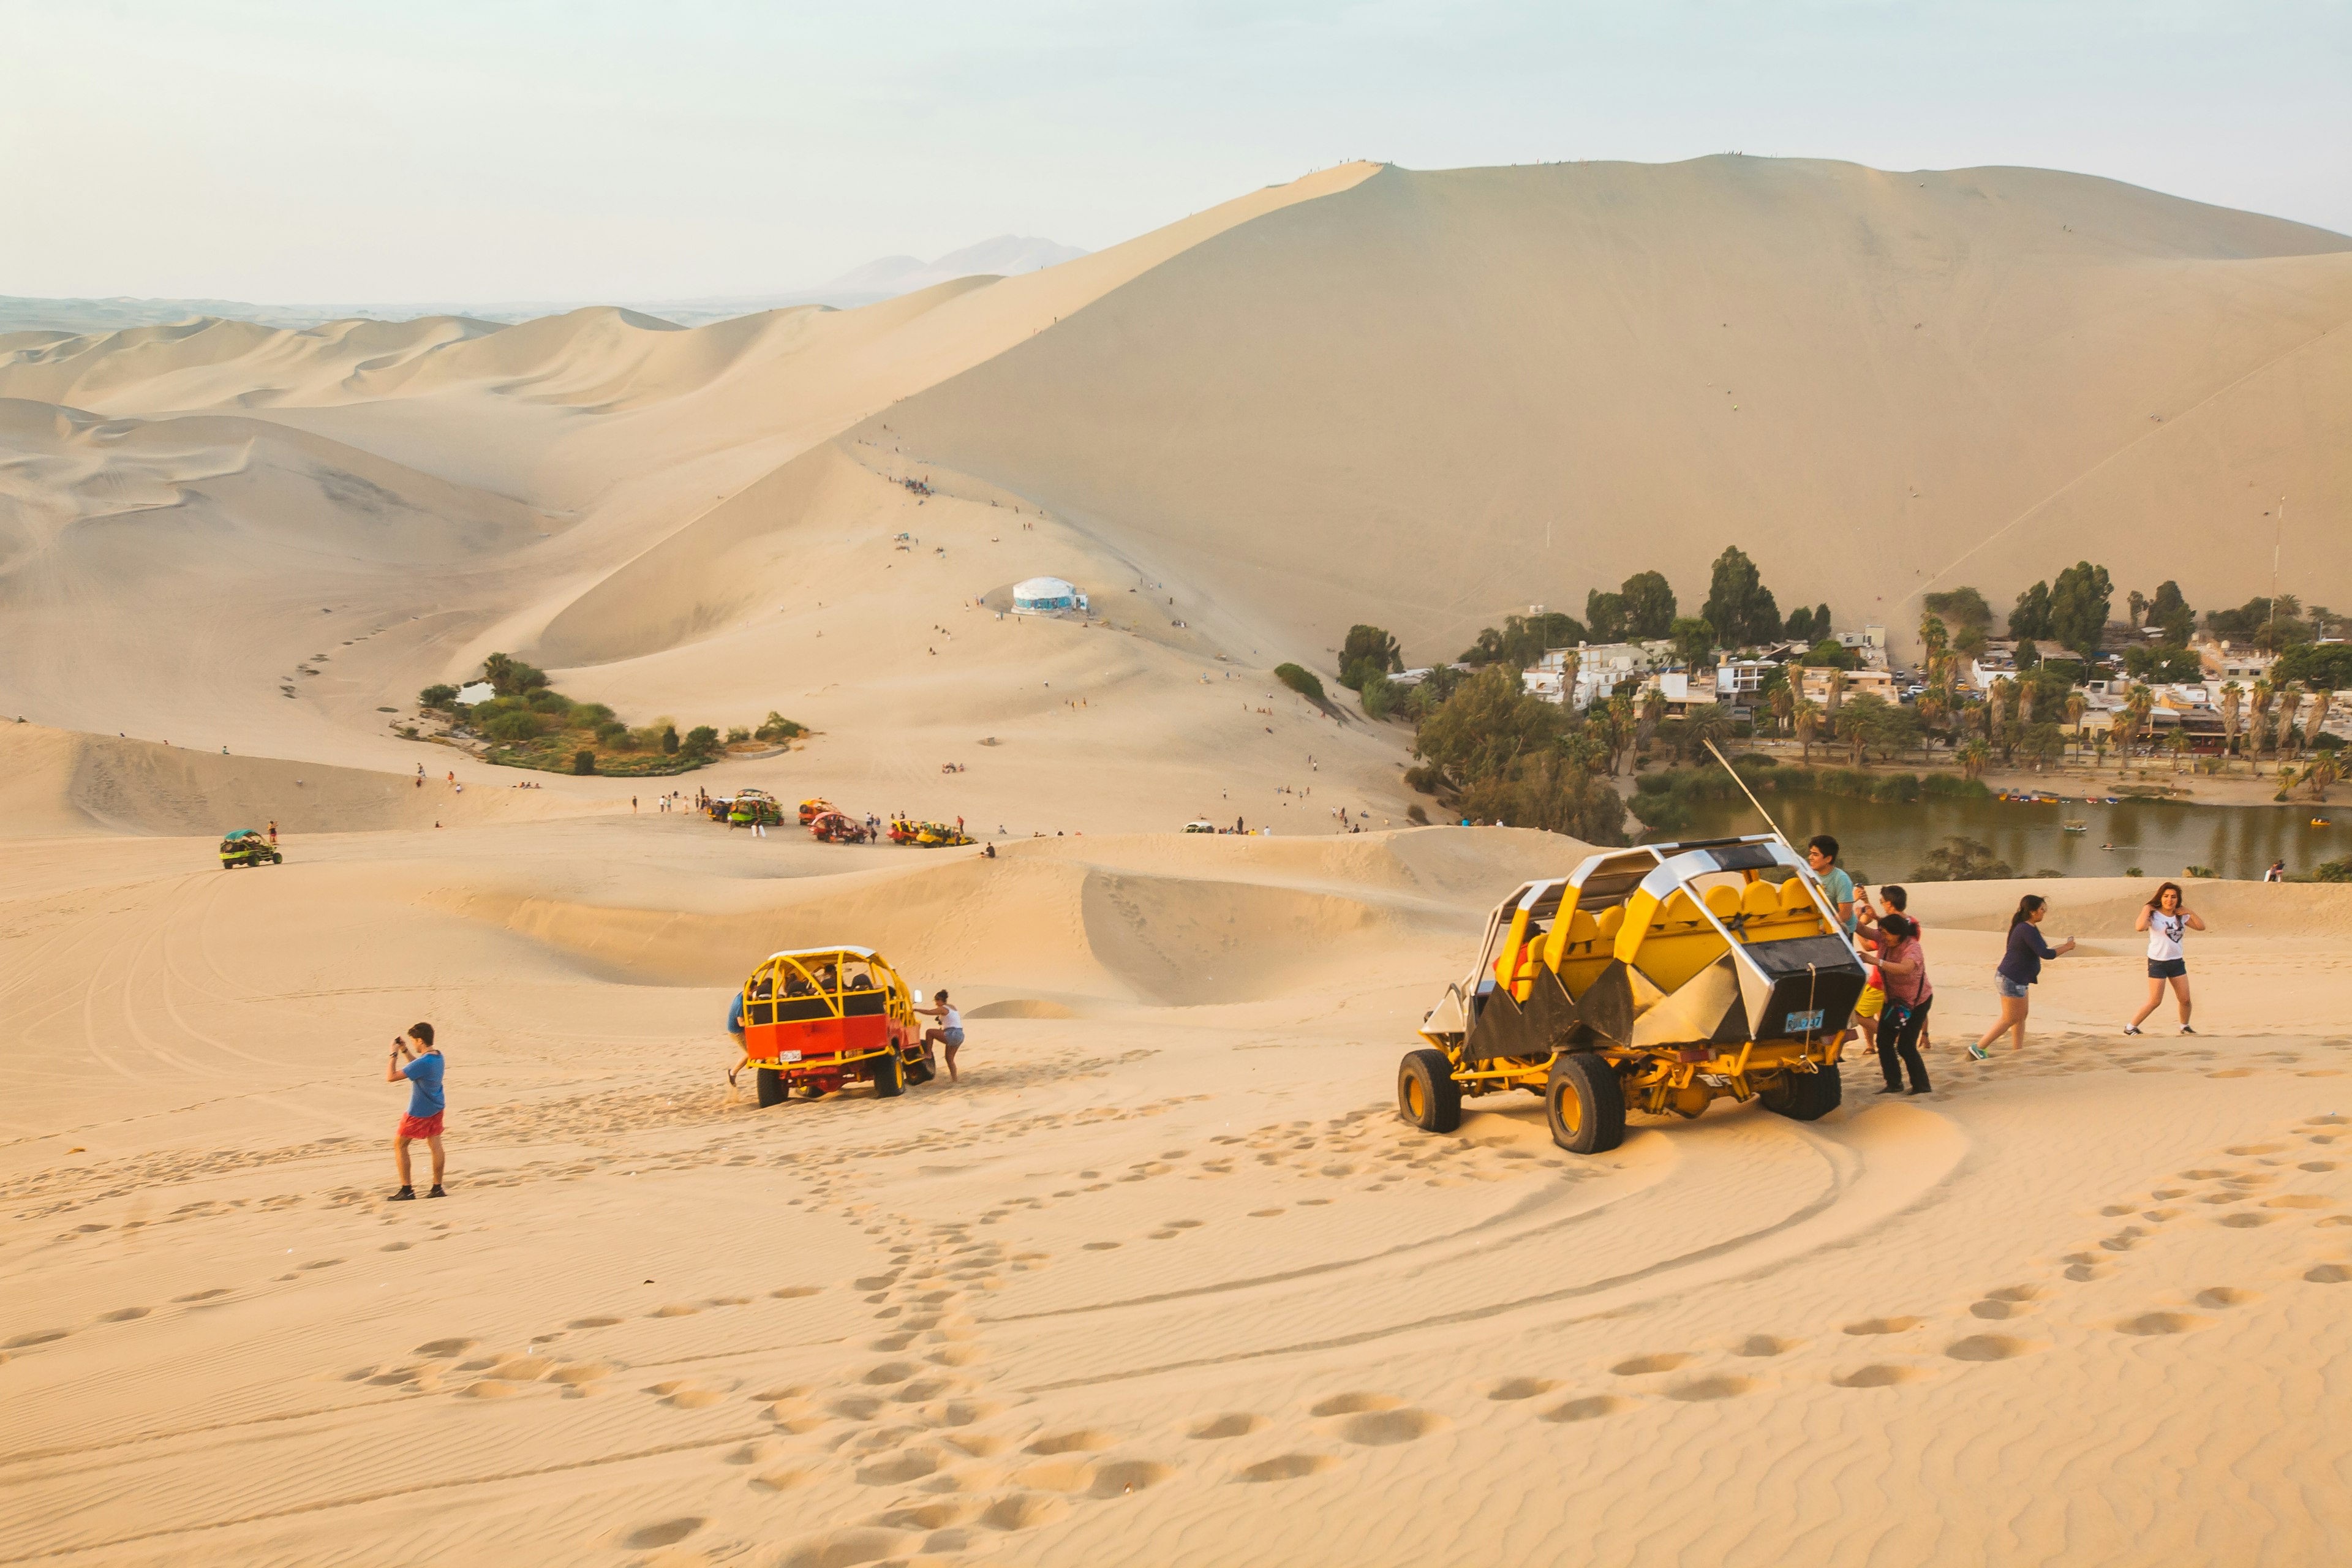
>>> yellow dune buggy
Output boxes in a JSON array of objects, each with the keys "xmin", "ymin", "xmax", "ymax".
[
  {"xmin": 737, "ymin": 945, "xmax": 935, "ymax": 1106},
  {"xmin": 1400, "ymin": 835, "xmax": 1863, "ymax": 1154}
]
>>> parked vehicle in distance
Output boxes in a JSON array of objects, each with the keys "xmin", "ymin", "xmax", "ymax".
[{"xmin": 219, "ymin": 829, "xmax": 284, "ymax": 869}]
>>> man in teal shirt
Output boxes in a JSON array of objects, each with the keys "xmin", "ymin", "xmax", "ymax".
[{"xmin": 1807, "ymin": 835, "xmax": 1856, "ymax": 936}]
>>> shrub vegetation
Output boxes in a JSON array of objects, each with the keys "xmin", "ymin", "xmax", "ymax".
[{"xmin": 418, "ymin": 654, "xmax": 801, "ymax": 775}]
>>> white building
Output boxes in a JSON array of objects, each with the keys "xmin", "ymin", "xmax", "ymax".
[
  {"xmin": 1012, "ymin": 576, "xmax": 1089, "ymax": 616},
  {"xmin": 1521, "ymin": 641, "xmax": 1672, "ymax": 710}
]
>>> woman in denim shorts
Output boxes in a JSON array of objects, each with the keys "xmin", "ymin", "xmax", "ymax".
[{"xmin": 1973, "ymin": 894, "xmax": 2076, "ymax": 1058}]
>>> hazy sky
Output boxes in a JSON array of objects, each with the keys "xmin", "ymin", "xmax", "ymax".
[{"xmin": 4, "ymin": 0, "xmax": 2346, "ymax": 303}]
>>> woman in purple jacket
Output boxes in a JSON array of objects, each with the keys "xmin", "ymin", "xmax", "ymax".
[{"xmin": 1972, "ymin": 894, "xmax": 2076, "ymax": 1058}]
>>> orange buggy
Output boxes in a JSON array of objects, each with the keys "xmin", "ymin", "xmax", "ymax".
[{"xmin": 739, "ymin": 946, "xmax": 935, "ymax": 1106}]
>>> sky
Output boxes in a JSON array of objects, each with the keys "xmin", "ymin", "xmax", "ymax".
[{"xmin": 3, "ymin": 0, "xmax": 2348, "ymax": 304}]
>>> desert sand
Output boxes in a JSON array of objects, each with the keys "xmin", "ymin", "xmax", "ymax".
[{"xmin": 4, "ymin": 157, "xmax": 2351, "ymax": 1566}]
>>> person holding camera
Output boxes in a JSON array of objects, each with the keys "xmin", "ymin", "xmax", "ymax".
[{"xmin": 385, "ymin": 1022, "xmax": 447, "ymax": 1200}]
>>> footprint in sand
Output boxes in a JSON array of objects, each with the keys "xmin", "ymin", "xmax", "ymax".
[
  {"xmin": 1488, "ymin": 1377, "xmax": 1560, "ymax": 1401},
  {"xmin": 1028, "ymin": 1427, "xmax": 1116, "ymax": 1455},
  {"xmin": 2305, "ymin": 1263, "xmax": 2352, "ymax": 1284},
  {"xmin": 1235, "ymin": 1453, "xmax": 1341, "ymax": 1482},
  {"xmin": 1732, "ymin": 1335, "xmax": 1800, "ymax": 1358},
  {"xmin": 981, "ymin": 1492, "xmax": 1071, "ymax": 1529},
  {"xmin": 1663, "ymin": 1375, "xmax": 1754, "ymax": 1401},
  {"xmin": 1610, "ymin": 1352, "xmax": 1694, "ymax": 1375},
  {"xmin": 1945, "ymin": 1335, "xmax": 2041, "ymax": 1362},
  {"xmin": 1091, "ymin": 1460, "xmax": 1175, "ymax": 1498},
  {"xmin": 414, "ymin": 1337, "xmax": 477, "ymax": 1357},
  {"xmin": 771, "ymin": 1286, "xmax": 823, "ymax": 1298},
  {"xmin": 2225, "ymin": 1144, "xmax": 2286, "ymax": 1156},
  {"xmin": 2113, "ymin": 1311, "xmax": 2213, "ymax": 1335},
  {"xmin": 2220, "ymin": 1213, "xmax": 2278, "ymax": 1229},
  {"xmin": 1337, "ymin": 1408, "xmax": 1447, "ymax": 1444},
  {"xmin": 96, "ymin": 1306, "xmax": 150, "ymax": 1322},
  {"xmin": 380, "ymin": 1241, "xmax": 413, "ymax": 1252},
  {"xmin": 1970, "ymin": 1286, "xmax": 2046, "ymax": 1319},
  {"xmin": 619, "ymin": 1518, "xmax": 703, "ymax": 1550},
  {"xmin": 1541, "ymin": 1395, "xmax": 1634, "ymax": 1423},
  {"xmin": 567, "ymin": 1316, "xmax": 622, "ymax": 1329},
  {"xmin": 173, "ymin": 1288, "xmax": 232, "ymax": 1303},
  {"xmin": 2195, "ymin": 1286, "xmax": 2258, "ymax": 1308},
  {"xmin": 1833, "ymin": 1364, "xmax": 1934, "ymax": 1389},
  {"xmin": 1841, "ymin": 1317, "xmax": 1920, "ymax": 1336},
  {"xmin": 1188, "ymin": 1413, "xmax": 1266, "ymax": 1439},
  {"xmin": 2264, "ymin": 1194, "xmax": 2333, "ymax": 1210},
  {"xmin": 854, "ymin": 1447, "xmax": 943, "ymax": 1485},
  {"xmin": 650, "ymin": 1303, "xmax": 701, "ymax": 1317}
]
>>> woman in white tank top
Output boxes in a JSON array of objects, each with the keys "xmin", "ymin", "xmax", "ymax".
[{"xmin": 2125, "ymin": 881, "xmax": 2204, "ymax": 1036}]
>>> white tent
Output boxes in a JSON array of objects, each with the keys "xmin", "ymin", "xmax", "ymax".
[{"xmin": 1012, "ymin": 576, "xmax": 1087, "ymax": 614}]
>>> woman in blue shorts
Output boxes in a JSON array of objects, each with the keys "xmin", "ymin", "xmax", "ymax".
[
  {"xmin": 1973, "ymin": 894, "xmax": 2076, "ymax": 1058},
  {"xmin": 2124, "ymin": 881, "xmax": 2204, "ymax": 1036}
]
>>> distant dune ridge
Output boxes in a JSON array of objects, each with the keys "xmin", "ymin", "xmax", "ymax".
[{"xmin": 0, "ymin": 156, "xmax": 2345, "ymax": 779}]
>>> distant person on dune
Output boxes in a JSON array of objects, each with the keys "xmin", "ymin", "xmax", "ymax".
[{"xmin": 385, "ymin": 1023, "xmax": 447, "ymax": 1200}]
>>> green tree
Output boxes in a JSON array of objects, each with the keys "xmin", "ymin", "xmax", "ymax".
[
  {"xmin": 1339, "ymin": 625, "xmax": 1403, "ymax": 690},
  {"xmin": 1275, "ymin": 663, "xmax": 1325, "ymax": 701},
  {"xmin": 2148, "ymin": 580, "xmax": 2194, "ymax": 644},
  {"xmin": 418, "ymin": 684, "xmax": 458, "ymax": 709},
  {"xmin": 1360, "ymin": 669, "xmax": 1400, "ymax": 720},
  {"xmin": 1585, "ymin": 589, "xmax": 1627, "ymax": 641},
  {"xmin": 1800, "ymin": 638, "xmax": 1855, "ymax": 669},
  {"xmin": 2015, "ymin": 638, "xmax": 2041, "ymax": 673},
  {"xmin": 1414, "ymin": 666, "xmax": 1564, "ymax": 786},
  {"xmin": 1621, "ymin": 571, "xmax": 1678, "ymax": 639},
  {"xmin": 2045, "ymin": 560, "xmax": 2114, "ymax": 657},
  {"xmin": 2008, "ymin": 581, "xmax": 2053, "ymax": 639},
  {"xmin": 1700, "ymin": 545, "xmax": 1782, "ymax": 647},
  {"xmin": 1670, "ymin": 616, "xmax": 1717, "ymax": 668},
  {"xmin": 1811, "ymin": 602, "xmax": 1832, "ymax": 639},
  {"xmin": 681, "ymin": 724, "xmax": 721, "ymax": 760},
  {"xmin": 2123, "ymin": 645, "xmax": 2201, "ymax": 682},
  {"xmin": 572, "ymin": 750, "xmax": 597, "ymax": 775},
  {"xmin": 1460, "ymin": 612, "xmax": 1584, "ymax": 668},
  {"xmin": 660, "ymin": 724, "xmax": 680, "ymax": 755},
  {"xmin": 753, "ymin": 712, "xmax": 807, "ymax": 742},
  {"xmin": 480, "ymin": 652, "xmax": 549, "ymax": 698},
  {"xmin": 1784, "ymin": 604, "xmax": 1815, "ymax": 642}
]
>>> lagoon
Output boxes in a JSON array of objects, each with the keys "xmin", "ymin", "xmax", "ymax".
[{"xmin": 1657, "ymin": 790, "xmax": 2339, "ymax": 884}]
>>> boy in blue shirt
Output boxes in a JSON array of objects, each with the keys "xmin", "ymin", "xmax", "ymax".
[
  {"xmin": 385, "ymin": 1022, "xmax": 447, "ymax": 1200},
  {"xmin": 1807, "ymin": 835, "xmax": 1856, "ymax": 937}
]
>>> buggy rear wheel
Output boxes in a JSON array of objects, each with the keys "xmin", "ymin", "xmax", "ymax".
[
  {"xmin": 873, "ymin": 1049, "xmax": 905, "ymax": 1098},
  {"xmin": 1397, "ymin": 1049, "xmax": 1462, "ymax": 1134},
  {"xmin": 1760, "ymin": 1061, "xmax": 1842, "ymax": 1121},
  {"xmin": 755, "ymin": 1068, "xmax": 787, "ymax": 1107},
  {"xmin": 1545, "ymin": 1052, "xmax": 1626, "ymax": 1155}
]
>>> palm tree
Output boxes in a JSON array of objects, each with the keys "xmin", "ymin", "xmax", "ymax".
[
  {"xmin": 1988, "ymin": 676, "xmax": 2014, "ymax": 736},
  {"xmin": 2093, "ymin": 729, "xmax": 2109, "ymax": 770},
  {"xmin": 2064, "ymin": 692, "xmax": 2088, "ymax": 763},
  {"xmin": 2277, "ymin": 681, "xmax": 2307, "ymax": 761},
  {"xmin": 1825, "ymin": 667, "xmax": 1848, "ymax": 720},
  {"xmin": 1840, "ymin": 704, "xmax": 1872, "ymax": 766},
  {"xmin": 2249, "ymin": 677, "xmax": 2275, "ymax": 774},
  {"xmin": 2018, "ymin": 680, "xmax": 2038, "ymax": 728},
  {"xmin": 2307, "ymin": 753, "xmax": 2342, "ymax": 804},
  {"xmin": 1917, "ymin": 690, "xmax": 1947, "ymax": 765},
  {"xmin": 1959, "ymin": 738, "xmax": 1989, "ymax": 780},
  {"xmin": 1768, "ymin": 681, "xmax": 1794, "ymax": 741},
  {"xmin": 2218, "ymin": 681, "xmax": 2244, "ymax": 772},
  {"xmin": 2166, "ymin": 729, "xmax": 2190, "ymax": 773},
  {"xmin": 2309, "ymin": 688, "xmax": 2335, "ymax": 758},
  {"xmin": 2107, "ymin": 707, "xmax": 2136, "ymax": 769},
  {"xmin": 1793, "ymin": 698, "xmax": 1822, "ymax": 766}
]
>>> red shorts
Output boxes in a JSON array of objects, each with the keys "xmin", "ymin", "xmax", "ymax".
[{"xmin": 398, "ymin": 1112, "xmax": 444, "ymax": 1140}]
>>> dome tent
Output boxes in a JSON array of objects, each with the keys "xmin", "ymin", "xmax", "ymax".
[{"xmin": 1012, "ymin": 576, "xmax": 1088, "ymax": 615}]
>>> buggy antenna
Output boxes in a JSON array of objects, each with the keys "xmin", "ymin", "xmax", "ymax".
[{"xmin": 1703, "ymin": 738, "xmax": 1793, "ymax": 850}]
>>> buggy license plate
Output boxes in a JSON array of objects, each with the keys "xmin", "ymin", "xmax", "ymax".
[
  {"xmin": 779, "ymin": 1050, "xmax": 802, "ymax": 1063},
  {"xmin": 1784, "ymin": 1009, "xmax": 1825, "ymax": 1033}
]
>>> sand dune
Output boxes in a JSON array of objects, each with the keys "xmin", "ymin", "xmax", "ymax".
[
  {"xmin": 4, "ymin": 153, "xmax": 2350, "ymax": 1566},
  {"xmin": 4, "ymin": 811, "xmax": 2348, "ymax": 1566}
]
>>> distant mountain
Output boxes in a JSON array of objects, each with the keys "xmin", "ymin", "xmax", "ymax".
[
  {"xmin": 0, "ymin": 236, "xmax": 1091, "ymax": 338},
  {"xmin": 793, "ymin": 236, "xmax": 1091, "ymax": 308}
]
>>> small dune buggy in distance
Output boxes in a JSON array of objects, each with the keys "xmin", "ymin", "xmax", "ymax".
[
  {"xmin": 807, "ymin": 810, "xmax": 873, "ymax": 844},
  {"xmin": 888, "ymin": 816, "xmax": 973, "ymax": 848},
  {"xmin": 1400, "ymin": 835, "xmax": 1865, "ymax": 1154},
  {"xmin": 728, "ymin": 789, "xmax": 783, "ymax": 828},
  {"xmin": 797, "ymin": 797, "xmax": 836, "ymax": 826},
  {"xmin": 739, "ymin": 946, "xmax": 935, "ymax": 1106},
  {"xmin": 219, "ymin": 829, "xmax": 282, "ymax": 869}
]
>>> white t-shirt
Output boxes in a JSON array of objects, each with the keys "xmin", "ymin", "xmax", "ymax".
[
  {"xmin": 2146, "ymin": 911, "xmax": 2187, "ymax": 963},
  {"xmin": 942, "ymin": 1006, "xmax": 962, "ymax": 1031}
]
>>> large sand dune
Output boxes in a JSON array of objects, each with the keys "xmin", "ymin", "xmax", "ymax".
[{"xmin": 4, "ymin": 154, "xmax": 2350, "ymax": 1566}]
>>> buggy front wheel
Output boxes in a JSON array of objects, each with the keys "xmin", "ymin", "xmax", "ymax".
[
  {"xmin": 1545, "ymin": 1052, "xmax": 1626, "ymax": 1155},
  {"xmin": 1397, "ymin": 1049, "xmax": 1463, "ymax": 1134},
  {"xmin": 756, "ymin": 1068, "xmax": 788, "ymax": 1108}
]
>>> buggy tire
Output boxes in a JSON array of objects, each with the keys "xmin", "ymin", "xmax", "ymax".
[
  {"xmin": 755, "ymin": 1068, "xmax": 787, "ymax": 1108},
  {"xmin": 1760, "ymin": 1061, "xmax": 1841, "ymax": 1121},
  {"xmin": 906, "ymin": 1048, "xmax": 936, "ymax": 1086},
  {"xmin": 1397, "ymin": 1049, "xmax": 1462, "ymax": 1134},
  {"xmin": 1545, "ymin": 1052, "xmax": 1626, "ymax": 1155},
  {"xmin": 873, "ymin": 1049, "xmax": 905, "ymax": 1098}
]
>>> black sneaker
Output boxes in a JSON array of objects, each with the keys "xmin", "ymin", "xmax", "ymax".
[
  {"xmin": 426, "ymin": 1185, "xmax": 447, "ymax": 1199},
  {"xmin": 390, "ymin": 1186, "xmax": 415, "ymax": 1201},
  {"xmin": 1877, "ymin": 1084, "xmax": 1906, "ymax": 1094}
]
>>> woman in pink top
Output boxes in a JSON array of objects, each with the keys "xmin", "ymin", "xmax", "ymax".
[{"xmin": 1872, "ymin": 913, "xmax": 1932, "ymax": 1096}]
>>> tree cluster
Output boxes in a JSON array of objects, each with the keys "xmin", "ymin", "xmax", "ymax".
[
  {"xmin": 1338, "ymin": 625, "xmax": 1403, "ymax": 690},
  {"xmin": 2007, "ymin": 562, "xmax": 2111, "ymax": 657},
  {"xmin": 1406, "ymin": 667, "xmax": 1627, "ymax": 843},
  {"xmin": 1458, "ymin": 612, "xmax": 1585, "ymax": 668}
]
